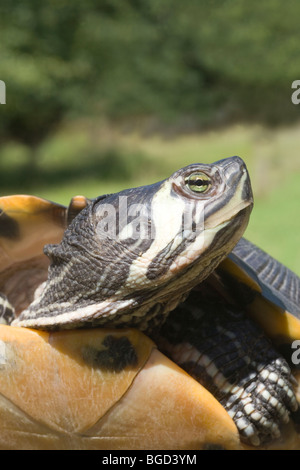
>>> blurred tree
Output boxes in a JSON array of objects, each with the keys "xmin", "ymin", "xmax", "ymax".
[{"xmin": 0, "ymin": 0, "xmax": 299, "ymax": 144}]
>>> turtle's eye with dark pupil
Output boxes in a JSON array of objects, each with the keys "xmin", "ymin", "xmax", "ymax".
[{"xmin": 185, "ymin": 172, "xmax": 212, "ymax": 193}]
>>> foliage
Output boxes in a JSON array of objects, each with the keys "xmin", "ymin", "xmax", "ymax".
[{"xmin": 1, "ymin": 0, "xmax": 300, "ymax": 144}]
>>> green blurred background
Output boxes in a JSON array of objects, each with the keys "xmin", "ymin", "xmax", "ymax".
[{"xmin": 0, "ymin": 0, "xmax": 299, "ymax": 273}]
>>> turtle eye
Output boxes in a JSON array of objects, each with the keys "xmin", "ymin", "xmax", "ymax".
[{"xmin": 185, "ymin": 172, "xmax": 212, "ymax": 193}]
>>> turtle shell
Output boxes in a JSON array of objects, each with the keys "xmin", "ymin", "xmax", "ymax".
[{"xmin": 0, "ymin": 194, "xmax": 299, "ymax": 450}]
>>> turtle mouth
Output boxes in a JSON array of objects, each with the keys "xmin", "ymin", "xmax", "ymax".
[
  {"xmin": 212, "ymin": 202, "xmax": 253, "ymax": 232},
  {"xmin": 204, "ymin": 164, "xmax": 253, "ymax": 231}
]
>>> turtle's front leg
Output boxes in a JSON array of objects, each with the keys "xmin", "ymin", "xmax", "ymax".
[
  {"xmin": 156, "ymin": 293, "xmax": 298, "ymax": 447},
  {"xmin": 0, "ymin": 293, "xmax": 15, "ymax": 325}
]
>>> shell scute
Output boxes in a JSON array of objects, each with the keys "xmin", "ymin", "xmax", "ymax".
[{"xmin": 0, "ymin": 324, "xmax": 240, "ymax": 450}]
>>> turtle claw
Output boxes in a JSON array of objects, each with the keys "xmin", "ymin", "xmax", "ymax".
[{"xmin": 225, "ymin": 357, "xmax": 298, "ymax": 446}]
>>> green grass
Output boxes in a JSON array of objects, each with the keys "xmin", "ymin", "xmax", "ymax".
[
  {"xmin": 245, "ymin": 171, "xmax": 300, "ymax": 275},
  {"xmin": 1, "ymin": 120, "xmax": 299, "ymax": 275}
]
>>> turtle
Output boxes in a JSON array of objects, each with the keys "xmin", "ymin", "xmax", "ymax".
[{"xmin": 0, "ymin": 155, "xmax": 299, "ymax": 450}]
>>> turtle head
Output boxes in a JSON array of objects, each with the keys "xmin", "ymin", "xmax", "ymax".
[{"xmin": 13, "ymin": 156, "xmax": 253, "ymax": 331}]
